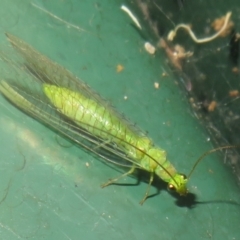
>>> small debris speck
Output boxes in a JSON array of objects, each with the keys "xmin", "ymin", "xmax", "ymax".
[
  {"xmin": 162, "ymin": 72, "xmax": 168, "ymax": 77},
  {"xmin": 208, "ymin": 101, "xmax": 217, "ymax": 112},
  {"xmin": 154, "ymin": 82, "xmax": 160, "ymax": 89},
  {"xmin": 211, "ymin": 14, "xmax": 234, "ymax": 37},
  {"xmin": 144, "ymin": 42, "xmax": 156, "ymax": 54},
  {"xmin": 232, "ymin": 67, "xmax": 239, "ymax": 74},
  {"xmin": 229, "ymin": 90, "xmax": 239, "ymax": 97},
  {"xmin": 116, "ymin": 64, "xmax": 124, "ymax": 73}
]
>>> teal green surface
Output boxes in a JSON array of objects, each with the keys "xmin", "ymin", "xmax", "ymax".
[{"xmin": 0, "ymin": 0, "xmax": 239, "ymax": 240}]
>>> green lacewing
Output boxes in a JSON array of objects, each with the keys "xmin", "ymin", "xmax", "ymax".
[{"xmin": 0, "ymin": 33, "xmax": 235, "ymax": 204}]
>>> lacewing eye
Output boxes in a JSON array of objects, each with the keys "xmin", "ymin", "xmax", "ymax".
[
  {"xmin": 181, "ymin": 174, "xmax": 187, "ymax": 180},
  {"xmin": 168, "ymin": 184, "xmax": 176, "ymax": 192}
]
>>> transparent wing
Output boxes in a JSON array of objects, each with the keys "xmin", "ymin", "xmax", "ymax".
[
  {"xmin": 5, "ymin": 33, "xmax": 146, "ymax": 137},
  {"xmin": 0, "ymin": 33, "xmax": 149, "ymax": 170}
]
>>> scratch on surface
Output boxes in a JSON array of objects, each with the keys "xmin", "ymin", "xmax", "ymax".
[
  {"xmin": 72, "ymin": 190, "xmax": 96, "ymax": 211},
  {"xmin": 62, "ymin": 231, "xmax": 72, "ymax": 240},
  {"xmin": 31, "ymin": 2, "xmax": 87, "ymax": 32},
  {"xmin": 71, "ymin": 190, "xmax": 108, "ymax": 224},
  {"xmin": 16, "ymin": 145, "xmax": 27, "ymax": 171},
  {"xmin": 0, "ymin": 222, "xmax": 22, "ymax": 239},
  {"xmin": 0, "ymin": 178, "xmax": 12, "ymax": 205}
]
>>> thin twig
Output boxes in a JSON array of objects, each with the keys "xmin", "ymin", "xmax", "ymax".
[
  {"xmin": 168, "ymin": 12, "xmax": 232, "ymax": 44},
  {"xmin": 121, "ymin": 5, "xmax": 142, "ymax": 29}
]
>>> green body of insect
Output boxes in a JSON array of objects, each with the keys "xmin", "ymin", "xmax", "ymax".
[
  {"xmin": 0, "ymin": 33, "xmax": 187, "ymax": 203},
  {"xmin": 43, "ymin": 84, "xmax": 187, "ymax": 194}
]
